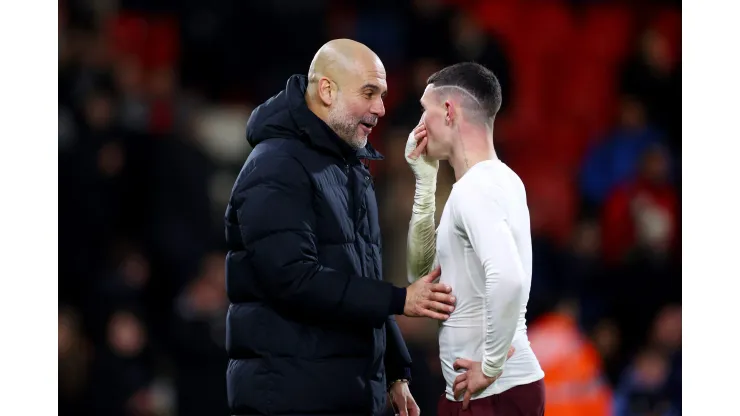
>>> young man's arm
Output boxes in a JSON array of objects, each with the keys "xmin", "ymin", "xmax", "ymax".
[
  {"xmin": 405, "ymin": 127, "xmax": 440, "ymax": 282},
  {"xmin": 454, "ymin": 185, "xmax": 524, "ymax": 379}
]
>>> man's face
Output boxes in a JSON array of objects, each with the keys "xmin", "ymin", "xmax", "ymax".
[
  {"xmin": 327, "ymin": 70, "xmax": 387, "ymax": 149},
  {"xmin": 419, "ymin": 84, "xmax": 453, "ymax": 160}
]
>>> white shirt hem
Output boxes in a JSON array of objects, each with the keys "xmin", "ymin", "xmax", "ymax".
[{"xmin": 444, "ymin": 371, "xmax": 545, "ymax": 402}]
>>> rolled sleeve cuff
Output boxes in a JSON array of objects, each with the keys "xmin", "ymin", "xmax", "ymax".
[
  {"xmin": 390, "ymin": 286, "xmax": 407, "ymax": 316},
  {"xmin": 387, "ymin": 366, "xmax": 412, "ymax": 388},
  {"xmin": 481, "ymin": 359, "xmax": 504, "ymax": 379}
]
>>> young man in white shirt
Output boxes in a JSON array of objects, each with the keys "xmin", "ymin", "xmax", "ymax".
[{"xmin": 405, "ymin": 62, "xmax": 545, "ymax": 415}]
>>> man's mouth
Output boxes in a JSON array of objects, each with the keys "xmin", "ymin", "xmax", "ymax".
[{"xmin": 359, "ymin": 122, "xmax": 375, "ymax": 133}]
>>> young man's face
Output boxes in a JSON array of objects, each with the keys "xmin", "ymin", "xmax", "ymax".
[{"xmin": 419, "ymin": 84, "xmax": 454, "ymax": 160}]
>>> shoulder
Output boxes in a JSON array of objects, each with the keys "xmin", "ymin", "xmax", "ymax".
[
  {"xmin": 248, "ymin": 137, "xmax": 308, "ymax": 164},
  {"xmin": 456, "ymin": 163, "xmax": 508, "ymax": 203},
  {"xmin": 451, "ymin": 162, "xmax": 518, "ymax": 221},
  {"xmin": 233, "ymin": 139, "xmax": 311, "ymax": 198}
]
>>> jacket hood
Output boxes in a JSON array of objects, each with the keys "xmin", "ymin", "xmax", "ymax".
[{"xmin": 245, "ymin": 74, "xmax": 383, "ymax": 161}]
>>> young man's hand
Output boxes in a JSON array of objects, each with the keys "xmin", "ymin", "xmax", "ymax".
[
  {"xmin": 405, "ymin": 122, "xmax": 439, "ymax": 187},
  {"xmin": 452, "ymin": 346, "xmax": 516, "ymax": 410}
]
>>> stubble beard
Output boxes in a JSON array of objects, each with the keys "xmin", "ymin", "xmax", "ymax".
[{"xmin": 327, "ymin": 102, "xmax": 367, "ymax": 150}]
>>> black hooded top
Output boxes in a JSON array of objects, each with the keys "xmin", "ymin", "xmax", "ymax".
[{"xmin": 224, "ymin": 74, "xmax": 412, "ymax": 416}]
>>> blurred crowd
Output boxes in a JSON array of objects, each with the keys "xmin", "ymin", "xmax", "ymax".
[{"xmin": 58, "ymin": 0, "xmax": 681, "ymax": 415}]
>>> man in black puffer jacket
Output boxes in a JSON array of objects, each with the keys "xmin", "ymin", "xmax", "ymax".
[{"xmin": 224, "ymin": 39, "xmax": 457, "ymax": 416}]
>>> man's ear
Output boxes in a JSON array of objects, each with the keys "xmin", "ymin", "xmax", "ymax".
[
  {"xmin": 444, "ymin": 100, "xmax": 456, "ymax": 126},
  {"xmin": 318, "ymin": 77, "xmax": 334, "ymax": 106}
]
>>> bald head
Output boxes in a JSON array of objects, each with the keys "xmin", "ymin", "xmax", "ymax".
[
  {"xmin": 308, "ymin": 39, "xmax": 383, "ymax": 87},
  {"xmin": 305, "ymin": 39, "xmax": 388, "ymax": 149}
]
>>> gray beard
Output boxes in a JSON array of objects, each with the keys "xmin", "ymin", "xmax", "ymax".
[
  {"xmin": 327, "ymin": 111, "xmax": 367, "ymax": 149},
  {"xmin": 348, "ymin": 135, "xmax": 367, "ymax": 149}
]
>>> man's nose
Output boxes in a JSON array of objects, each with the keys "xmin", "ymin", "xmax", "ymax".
[{"xmin": 372, "ymin": 99, "xmax": 386, "ymax": 118}]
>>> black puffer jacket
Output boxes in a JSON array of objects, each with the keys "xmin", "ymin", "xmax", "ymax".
[{"xmin": 224, "ymin": 75, "xmax": 412, "ymax": 416}]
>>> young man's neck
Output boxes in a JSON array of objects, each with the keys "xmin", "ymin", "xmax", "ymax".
[{"xmin": 449, "ymin": 127, "xmax": 498, "ymax": 181}]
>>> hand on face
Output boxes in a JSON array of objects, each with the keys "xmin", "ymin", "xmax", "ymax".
[
  {"xmin": 406, "ymin": 122, "xmax": 429, "ymax": 160},
  {"xmin": 405, "ymin": 122, "xmax": 439, "ymax": 184}
]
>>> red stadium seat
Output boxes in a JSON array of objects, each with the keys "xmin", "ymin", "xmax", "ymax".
[
  {"xmin": 107, "ymin": 12, "xmax": 149, "ymax": 60},
  {"xmin": 516, "ymin": 1, "xmax": 575, "ymax": 59},
  {"xmin": 580, "ymin": 4, "xmax": 635, "ymax": 65},
  {"xmin": 551, "ymin": 57, "xmax": 617, "ymax": 138},
  {"xmin": 512, "ymin": 64, "xmax": 545, "ymax": 125},
  {"xmin": 144, "ymin": 17, "xmax": 179, "ymax": 70},
  {"xmin": 472, "ymin": 0, "xmax": 521, "ymax": 44},
  {"xmin": 521, "ymin": 117, "xmax": 590, "ymax": 174},
  {"xmin": 516, "ymin": 166, "xmax": 577, "ymax": 245},
  {"xmin": 106, "ymin": 13, "xmax": 179, "ymax": 69}
]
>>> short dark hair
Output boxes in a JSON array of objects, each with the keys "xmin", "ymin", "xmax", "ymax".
[{"xmin": 426, "ymin": 62, "xmax": 502, "ymax": 124}]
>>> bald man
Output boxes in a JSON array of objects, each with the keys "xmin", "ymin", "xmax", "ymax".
[{"xmin": 224, "ymin": 39, "xmax": 457, "ymax": 416}]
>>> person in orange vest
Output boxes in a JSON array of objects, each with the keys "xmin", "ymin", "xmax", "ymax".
[{"xmin": 528, "ymin": 300, "xmax": 614, "ymax": 416}]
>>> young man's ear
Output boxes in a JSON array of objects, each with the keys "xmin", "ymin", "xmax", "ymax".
[{"xmin": 444, "ymin": 100, "xmax": 456, "ymax": 126}]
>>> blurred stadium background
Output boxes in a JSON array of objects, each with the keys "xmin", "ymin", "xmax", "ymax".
[{"xmin": 58, "ymin": 0, "xmax": 681, "ymax": 415}]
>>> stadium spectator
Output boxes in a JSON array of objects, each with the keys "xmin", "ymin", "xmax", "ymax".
[{"xmin": 580, "ymin": 95, "xmax": 666, "ymax": 209}]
